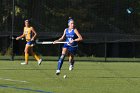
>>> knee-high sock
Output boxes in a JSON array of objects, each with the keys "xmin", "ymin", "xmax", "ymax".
[
  {"xmin": 32, "ymin": 52, "xmax": 40, "ymax": 61},
  {"xmin": 25, "ymin": 53, "xmax": 29, "ymax": 63},
  {"xmin": 57, "ymin": 54, "xmax": 65, "ymax": 70},
  {"xmin": 69, "ymin": 60, "xmax": 75, "ymax": 66}
]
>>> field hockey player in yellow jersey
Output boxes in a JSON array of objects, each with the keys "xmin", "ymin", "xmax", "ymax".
[{"xmin": 16, "ymin": 20, "xmax": 42, "ymax": 65}]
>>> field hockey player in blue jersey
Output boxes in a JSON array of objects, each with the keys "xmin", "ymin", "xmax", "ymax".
[{"xmin": 54, "ymin": 17, "xmax": 83, "ymax": 75}]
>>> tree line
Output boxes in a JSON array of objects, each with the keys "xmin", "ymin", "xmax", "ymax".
[{"xmin": 0, "ymin": 0, "xmax": 139, "ymax": 34}]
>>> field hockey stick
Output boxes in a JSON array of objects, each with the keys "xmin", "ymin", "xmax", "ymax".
[{"xmin": 36, "ymin": 39, "xmax": 68, "ymax": 44}]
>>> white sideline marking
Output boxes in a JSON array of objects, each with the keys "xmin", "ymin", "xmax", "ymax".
[{"xmin": 0, "ymin": 78, "xmax": 29, "ymax": 83}]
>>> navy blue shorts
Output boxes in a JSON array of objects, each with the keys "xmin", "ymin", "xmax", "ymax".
[{"xmin": 63, "ymin": 44, "xmax": 78, "ymax": 55}]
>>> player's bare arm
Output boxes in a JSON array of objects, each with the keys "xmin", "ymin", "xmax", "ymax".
[
  {"xmin": 69, "ymin": 29, "xmax": 83, "ymax": 44},
  {"xmin": 16, "ymin": 34, "xmax": 25, "ymax": 40},
  {"xmin": 74, "ymin": 29, "xmax": 83, "ymax": 42},
  {"xmin": 54, "ymin": 29, "xmax": 66, "ymax": 43},
  {"xmin": 31, "ymin": 27, "xmax": 37, "ymax": 41}
]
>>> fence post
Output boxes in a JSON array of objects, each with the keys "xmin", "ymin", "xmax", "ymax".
[
  {"xmin": 11, "ymin": 0, "xmax": 15, "ymax": 61},
  {"xmin": 105, "ymin": 36, "xmax": 107, "ymax": 62}
]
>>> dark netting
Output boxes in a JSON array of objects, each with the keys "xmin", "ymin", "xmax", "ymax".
[{"xmin": 1, "ymin": 0, "xmax": 140, "ymax": 61}]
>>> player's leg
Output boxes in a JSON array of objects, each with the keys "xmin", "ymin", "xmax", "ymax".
[
  {"xmin": 21, "ymin": 44, "xmax": 30, "ymax": 65},
  {"xmin": 30, "ymin": 47, "xmax": 42, "ymax": 65},
  {"xmin": 68, "ymin": 53, "xmax": 75, "ymax": 71},
  {"xmin": 67, "ymin": 46, "xmax": 77, "ymax": 70},
  {"xmin": 56, "ymin": 48, "xmax": 67, "ymax": 75}
]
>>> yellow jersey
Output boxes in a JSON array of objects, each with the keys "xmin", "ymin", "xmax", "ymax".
[{"xmin": 23, "ymin": 27, "xmax": 33, "ymax": 42}]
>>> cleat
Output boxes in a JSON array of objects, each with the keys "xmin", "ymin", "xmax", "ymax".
[
  {"xmin": 38, "ymin": 59, "xmax": 42, "ymax": 65},
  {"xmin": 56, "ymin": 70, "xmax": 60, "ymax": 75},
  {"xmin": 69, "ymin": 65, "xmax": 73, "ymax": 71},
  {"xmin": 21, "ymin": 62, "xmax": 28, "ymax": 65}
]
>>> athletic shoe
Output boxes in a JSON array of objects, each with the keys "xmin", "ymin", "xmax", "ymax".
[
  {"xmin": 56, "ymin": 70, "xmax": 60, "ymax": 75},
  {"xmin": 69, "ymin": 65, "xmax": 73, "ymax": 71},
  {"xmin": 38, "ymin": 59, "xmax": 42, "ymax": 65},
  {"xmin": 21, "ymin": 62, "xmax": 28, "ymax": 65}
]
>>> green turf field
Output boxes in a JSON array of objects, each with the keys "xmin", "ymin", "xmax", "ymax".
[{"xmin": 0, "ymin": 60, "xmax": 140, "ymax": 93}]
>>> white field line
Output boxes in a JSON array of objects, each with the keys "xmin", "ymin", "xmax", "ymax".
[{"xmin": 0, "ymin": 78, "xmax": 29, "ymax": 83}]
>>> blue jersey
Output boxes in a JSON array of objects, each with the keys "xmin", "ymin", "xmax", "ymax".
[
  {"xmin": 65, "ymin": 28, "xmax": 78, "ymax": 47},
  {"xmin": 63, "ymin": 28, "xmax": 78, "ymax": 55}
]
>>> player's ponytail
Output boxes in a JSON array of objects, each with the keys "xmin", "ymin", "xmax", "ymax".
[
  {"xmin": 68, "ymin": 17, "xmax": 74, "ymax": 25},
  {"xmin": 69, "ymin": 17, "xmax": 72, "ymax": 20}
]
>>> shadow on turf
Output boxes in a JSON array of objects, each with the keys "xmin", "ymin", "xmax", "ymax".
[{"xmin": 2, "ymin": 58, "xmax": 140, "ymax": 62}]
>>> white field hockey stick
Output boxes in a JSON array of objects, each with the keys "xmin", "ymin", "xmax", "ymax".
[{"xmin": 36, "ymin": 39, "xmax": 68, "ymax": 44}]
